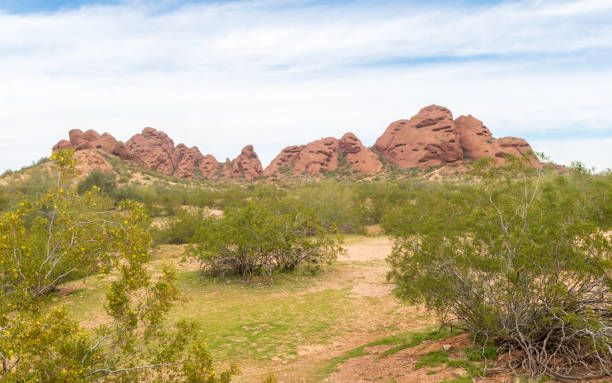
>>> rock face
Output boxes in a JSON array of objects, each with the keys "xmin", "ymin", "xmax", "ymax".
[
  {"xmin": 126, "ymin": 128, "xmax": 176, "ymax": 175},
  {"xmin": 339, "ymin": 133, "xmax": 383, "ymax": 174},
  {"xmin": 454, "ymin": 115, "xmax": 538, "ymax": 166},
  {"xmin": 229, "ymin": 145, "xmax": 264, "ymax": 180},
  {"xmin": 374, "ymin": 105, "xmax": 462, "ymax": 168},
  {"xmin": 264, "ymin": 133, "xmax": 382, "ymax": 176},
  {"xmin": 73, "ymin": 150, "xmax": 113, "ymax": 177},
  {"xmin": 375, "ymin": 105, "xmax": 539, "ymax": 168},
  {"xmin": 294, "ymin": 137, "xmax": 340, "ymax": 174},
  {"xmin": 263, "ymin": 145, "xmax": 305, "ymax": 176},
  {"xmin": 53, "ymin": 127, "xmax": 227, "ymax": 180},
  {"xmin": 51, "ymin": 105, "xmax": 539, "ymax": 181},
  {"xmin": 53, "ymin": 129, "xmax": 135, "ymax": 162}
]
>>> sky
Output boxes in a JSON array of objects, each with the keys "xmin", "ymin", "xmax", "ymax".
[{"xmin": 1, "ymin": 0, "xmax": 611, "ymax": 172}]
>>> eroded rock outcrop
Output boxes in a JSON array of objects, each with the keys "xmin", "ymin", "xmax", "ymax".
[
  {"xmin": 51, "ymin": 105, "xmax": 539, "ymax": 182},
  {"xmin": 340, "ymin": 133, "xmax": 383, "ymax": 174},
  {"xmin": 229, "ymin": 145, "xmax": 264, "ymax": 180},
  {"xmin": 374, "ymin": 105, "xmax": 539, "ymax": 169},
  {"xmin": 54, "ymin": 127, "xmax": 224, "ymax": 180},
  {"xmin": 73, "ymin": 150, "xmax": 113, "ymax": 177},
  {"xmin": 294, "ymin": 137, "xmax": 340, "ymax": 174},
  {"xmin": 454, "ymin": 115, "xmax": 540, "ymax": 167},
  {"xmin": 374, "ymin": 105, "xmax": 463, "ymax": 168},
  {"xmin": 53, "ymin": 129, "xmax": 135, "ymax": 162},
  {"xmin": 126, "ymin": 128, "xmax": 176, "ymax": 175},
  {"xmin": 264, "ymin": 133, "xmax": 382, "ymax": 176},
  {"xmin": 263, "ymin": 145, "xmax": 305, "ymax": 176}
]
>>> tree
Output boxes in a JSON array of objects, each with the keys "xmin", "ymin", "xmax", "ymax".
[
  {"xmin": 387, "ymin": 157, "xmax": 612, "ymax": 380},
  {"xmin": 187, "ymin": 201, "xmax": 343, "ymax": 280},
  {"xmin": 0, "ymin": 149, "xmax": 238, "ymax": 382}
]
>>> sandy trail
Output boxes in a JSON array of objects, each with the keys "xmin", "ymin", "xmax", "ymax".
[{"xmin": 237, "ymin": 236, "xmax": 436, "ymax": 383}]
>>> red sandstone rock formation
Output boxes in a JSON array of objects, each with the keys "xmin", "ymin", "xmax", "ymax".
[
  {"xmin": 454, "ymin": 115, "xmax": 540, "ymax": 166},
  {"xmin": 126, "ymin": 128, "xmax": 176, "ymax": 175},
  {"xmin": 263, "ymin": 145, "xmax": 305, "ymax": 176},
  {"xmin": 264, "ymin": 133, "xmax": 382, "ymax": 176},
  {"xmin": 53, "ymin": 129, "xmax": 135, "ymax": 162},
  {"xmin": 339, "ymin": 133, "xmax": 383, "ymax": 174},
  {"xmin": 294, "ymin": 137, "xmax": 340, "ymax": 174},
  {"xmin": 199, "ymin": 154, "xmax": 219, "ymax": 179},
  {"xmin": 375, "ymin": 105, "xmax": 540, "ymax": 169},
  {"xmin": 54, "ymin": 127, "xmax": 222, "ymax": 179},
  {"xmin": 229, "ymin": 145, "xmax": 263, "ymax": 180},
  {"xmin": 73, "ymin": 150, "xmax": 113, "ymax": 177},
  {"xmin": 51, "ymin": 105, "xmax": 539, "ymax": 181},
  {"xmin": 374, "ymin": 105, "xmax": 463, "ymax": 168}
]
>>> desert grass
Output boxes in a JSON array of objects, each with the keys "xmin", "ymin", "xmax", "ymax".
[{"xmin": 50, "ymin": 236, "xmax": 436, "ymax": 382}]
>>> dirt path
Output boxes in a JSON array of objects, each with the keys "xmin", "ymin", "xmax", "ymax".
[{"xmin": 234, "ymin": 236, "xmax": 436, "ymax": 383}]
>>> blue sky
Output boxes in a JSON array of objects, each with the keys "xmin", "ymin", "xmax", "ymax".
[
  {"xmin": 0, "ymin": 0, "xmax": 508, "ymax": 13},
  {"xmin": 1, "ymin": 0, "xmax": 611, "ymax": 171}
]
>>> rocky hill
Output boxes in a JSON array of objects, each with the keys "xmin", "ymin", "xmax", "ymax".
[
  {"xmin": 54, "ymin": 127, "xmax": 263, "ymax": 180},
  {"xmin": 263, "ymin": 133, "xmax": 382, "ymax": 177},
  {"xmin": 374, "ymin": 105, "xmax": 539, "ymax": 169},
  {"xmin": 51, "ymin": 105, "xmax": 539, "ymax": 180}
]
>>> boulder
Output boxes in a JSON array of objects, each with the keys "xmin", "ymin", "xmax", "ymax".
[
  {"xmin": 199, "ymin": 154, "xmax": 219, "ymax": 179},
  {"xmin": 294, "ymin": 137, "xmax": 340, "ymax": 174},
  {"xmin": 340, "ymin": 133, "xmax": 383, "ymax": 174},
  {"xmin": 374, "ymin": 105, "xmax": 463, "ymax": 168},
  {"xmin": 125, "ymin": 127, "xmax": 176, "ymax": 175},
  {"xmin": 229, "ymin": 145, "xmax": 263, "ymax": 180},
  {"xmin": 263, "ymin": 145, "xmax": 305, "ymax": 176},
  {"xmin": 455, "ymin": 115, "xmax": 540, "ymax": 166},
  {"xmin": 263, "ymin": 133, "xmax": 382, "ymax": 176},
  {"xmin": 52, "ymin": 129, "xmax": 134, "ymax": 162}
]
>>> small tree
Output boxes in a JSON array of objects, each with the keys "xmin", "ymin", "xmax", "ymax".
[
  {"xmin": 387, "ymin": 157, "xmax": 612, "ymax": 380},
  {"xmin": 187, "ymin": 202, "xmax": 343, "ymax": 280}
]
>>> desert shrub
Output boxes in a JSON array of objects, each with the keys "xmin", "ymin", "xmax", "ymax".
[
  {"xmin": 0, "ymin": 166, "xmax": 55, "ymax": 209},
  {"xmin": 381, "ymin": 182, "xmax": 479, "ymax": 237},
  {"xmin": 110, "ymin": 184, "xmax": 143, "ymax": 203},
  {"xmin": 152, "ymin": 209, "xmax": 209, "ymax": 245},
  {"xmin": 281, "ymin": 180, "xmax": 364, "ymax": 234},
  {"xmin": 387, "ymin": 158, "xmax": 612, "ymax": 380},
  {"xmin": 187, "ymin": 201, "xmax": 342, "ymax": 280},
  {"xmin": 77, "ymin": 169, "xmax": 117, "ymax": 195},
  {"xmin": 0, "ymin": 149, "xmax": 238, "ymax": 382}
]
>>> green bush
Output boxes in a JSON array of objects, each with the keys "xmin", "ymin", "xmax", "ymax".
[
  {"xmin": 77, "ymin": 169, "xmax": 117, "ymax": 195},
  {"xmin": 152, "ymin": 209, "xmax": 209, "ymax": 245},
  {"xmin": 387, "ymin": 158, "xmax": 612, "ymax": 380},
  {"xmin": 187, "ymin": 201, "xmax": 343, "ymax": 280}
]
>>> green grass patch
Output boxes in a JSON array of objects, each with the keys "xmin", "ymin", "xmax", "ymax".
[
  {"xmin": 414, "ymin": 348, "xmax": 486, "ymax": 378},
  {"xmin": 53, "ymin": 259, "xmax": 356, "ymax": 363},
  {"xmin": 446, "ymin": 359, "xmax": 483, "ymax": 377},
  {"xmin": 440, "ymin": 376, "xmax": 473, "ymax": 383},
  {"xmin": 173, "ymin": 270, "xmax": 353, "ymax": 361},
  {"xmin": 315, "ymin": 327, "xmax": 459, "ymax": 381},
  {"xmin": 379, "ymin": 327, "xmax": 460, "ymax": 358},
  {"xmin": 414, "ymin": 350, "xmax": 449, "ymax": 369}
]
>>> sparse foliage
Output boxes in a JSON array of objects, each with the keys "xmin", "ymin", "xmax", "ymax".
[
  {"xmin": 187, "ymin": 202, "xmax": 343, "ymax": 280},
  {"xmin": 0, "ymin": 149, "xmax": 238, "ymax": 382},
  {"xmin": 387, "ymin": 156, "xmax": 612, "ymax": 380}
]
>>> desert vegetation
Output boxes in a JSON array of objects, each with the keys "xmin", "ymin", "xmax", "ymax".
[
  {"xmin": 0, "ymin": 150, "xmax": 239, "ymax": 382},
  {"xmin": 0, "ymin": 150, "xmax": 611, "ymax": 382}
]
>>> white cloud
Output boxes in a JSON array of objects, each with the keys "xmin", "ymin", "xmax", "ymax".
[
  {"xmin": 0, "ymin": 0, "xmax": 611, "ymax": 172},
  {"xmin": 532, "ymin": 137, "xmax": 612, "ymax": 171}
]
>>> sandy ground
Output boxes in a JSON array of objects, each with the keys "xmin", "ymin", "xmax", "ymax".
[{"xmin": 236, "ymin": 236, "xmax": 439, "ymax": 383}]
